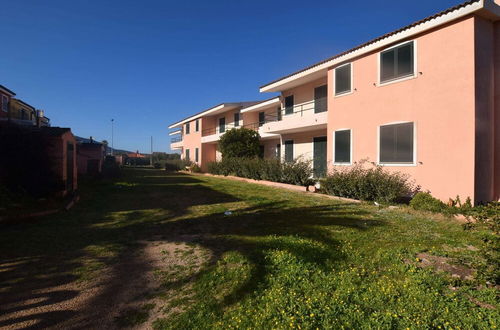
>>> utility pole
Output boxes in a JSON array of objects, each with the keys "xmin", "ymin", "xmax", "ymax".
[
  {"xmin": 150, "ymin": 136, "xmax": 153, "ymax": 166},
  {"xmin": 111, "ymin": 119, "xmax": 114, "ymax": 156}
]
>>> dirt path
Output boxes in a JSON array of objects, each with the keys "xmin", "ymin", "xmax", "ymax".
[{"xmin": 0, "ymin": 238, "xmax": 210, "ymax": 329}]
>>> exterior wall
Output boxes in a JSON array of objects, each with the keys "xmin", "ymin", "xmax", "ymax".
[
  {"xmin": 9, "ymin": 99, "xmax": 36, "ymax": 124},
  {"xmin": 474, "ymin": 16, "xmax": 497, "ymax": 203},
  {"xmin": 282, "ymin": 77, "xmax": 328, "ymax": 109},
  {"xmin": 261, "ymin": 138, "xmax": 281, "ymax": 159},
  {"xmin": 47, "ymin": 131, "xmax": 78, "ymax": 195},
  {"xmin": 181, "ymin": 119, "xmax": 202, "ymax": 165},
  {"xmin": 201, "ymin": 143, "xmax": 217, "ymax": 172},
  {"xmin": 495, "ymin": 21, "xmax": 500, "ymax": 201},
  {"xmin": 281, "ymin": 129, "xmax": 327, "ymax": 161},
  {"xmin": 77, "ymin": 144, "xmax": 105, "ymax": 175},
  {"xmin": 327, "ymin": 16, "xmax": 477, "ymax": 202},
  {"xmin": 0, "ymin": 91, "xmax": 11, "ymax": 119}
]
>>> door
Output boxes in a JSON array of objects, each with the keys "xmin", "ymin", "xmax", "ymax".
[
  {"xmin": 284, "ymin": 140, "xmax": 294, "ymax": 162},
  {"xmin": 314, "ymin": 85, "xmax": 327, "ymax": 113},
  {"xmin": 285, "ymin": 95, "xmax": 294, "ymax": 115},
  {"xmin": 66, "ymin": 142, "xmax": 74, "ymax": 192},
  {"xmin": 313, "ymin": 136, "xmax": 327, "ymax": 177},
  {"xmin": 258, "ymin": 112, "xmax": 265, "ymax": 127},
  {"xmin": 219, "ymin": 117, "xmax": 225, "ymax": 133}
]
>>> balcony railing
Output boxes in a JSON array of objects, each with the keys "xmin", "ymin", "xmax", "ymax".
[
  {"xmin": 202, "ymin": 121, "xmax": 261, "ymax": 137},
  {"xmin": 264, "ymin": 99, "xmax": 326, "ymax": 124},
  {"xmin": 200, "ymin": 98, "xmax": 326, "ymax": 137},
  {"xmin": 171, "ymin": 136, "xmax": 182, "ymax": 143}
]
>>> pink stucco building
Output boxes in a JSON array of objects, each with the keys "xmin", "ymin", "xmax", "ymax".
[{"xmin": 169, "ymin": 0, "xmax": 500, "ymax": 204}]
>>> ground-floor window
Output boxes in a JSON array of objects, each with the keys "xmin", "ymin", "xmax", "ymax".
[
  {"xmin": 195, "ymin": 148, "xmax": 199, "ymax": 163},
  {"xmin": 334, "ymin": 129, "xmax": 352, "ymax": 164},
  {"xmin": 276, "ymin": 144, "xmax": 281, "ymax": 158},
  {"xmin": 379, "ymin": 122, "xmax": 414, "ymax": 164},
  {"xmin": 185, "ymin": 149, "xmax": 190, "ymax": 161},
  {"xmin": 284, "ymin": 140, "xmax": 294, "ymax": 162}
]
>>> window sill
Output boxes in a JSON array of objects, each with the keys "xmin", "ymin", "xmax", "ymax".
[
  {"xmin": 378, "ymin": 74, "xmax": 417, "ymax": 87},
  {"xmin": 333, "ymin": 162, "xmax": 352, "ymax": 166},
  {"xmin": 334, "ymin": 90, "xmax": 353, "ymax": 98},
  {"xmin": 377, "ymin": 162, "xmax": 417, "ymax": 167}
]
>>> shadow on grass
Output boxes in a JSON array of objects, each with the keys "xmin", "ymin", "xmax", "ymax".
[{"xmin": 0, "ymin": 168, "xmax": 382, "ymax": 328}]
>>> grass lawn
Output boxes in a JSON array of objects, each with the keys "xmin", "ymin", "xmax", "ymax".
[{"xmin": 0, "ymin": 168, "xmax": 498, "ymax": 329}]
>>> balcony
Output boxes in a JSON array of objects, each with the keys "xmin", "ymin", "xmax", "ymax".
[
  {"xmin": 260, "ymin": 99, "xmax": 327, "ymax": 134},
  {"xmin": 170, "ymin": 135, "xmax": 183, "ymax": 149},
  {"xmin": 201, "ymin": 121, "xmax": 279, "ymax": 144}
]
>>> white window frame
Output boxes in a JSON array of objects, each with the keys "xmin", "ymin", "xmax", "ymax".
[
  {"xmin": 1, "ymin": 95, "xmax": 8, "ymax": 112},
  {"xmin": 377, "ymin": 121, "xmax": 417, "ymax": 167},
  {"xmin": 333, "ymin": 63, "xmax": 354, "ymax": 97},
  {"xmin": 333, "ymin": 128, "xmax": 353, "ymax": 165},
  {"xmin": 185, "ymin": 122, "xmax": 190, "ymax": 135},
  {"xmin": 195, "ymin": 119, "xmax": 199, "ymax": 132},
  {"xmin": 377, "ymin": 40, "xmax": 418, "ymax": 87}
]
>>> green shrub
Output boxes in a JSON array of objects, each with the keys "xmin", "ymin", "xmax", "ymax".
[
  {"xmin": 206, "ymin": 157, "xmax": 313, "ymax": 186},
  {"xmin": 321, "ymin": 161, "xmax": 417, "ymax": 203},
  {"xmin": 218, "ymin": 128, "xmax": 261, "ymax": 159},
  {"xmin": 281, "ymin": 158, "xmax": 314, "ymax": 186},
  {"xmin": 410, "ymin": 192, "xmax": 449, "ymax": 213},
  {"xmin": 189, "ymin": 163, "xmax": 202, "ymax": 173},
  {"xmin": 164, "ymin": 159, "xmax": 192, "ymax": 172},
  {"xmin": 260, "ymin": 158, "xmax": 282, "ymax": 182},
  {"xmin": 463, "ymin": 202, "xmax": 499, "ymax": 284}
]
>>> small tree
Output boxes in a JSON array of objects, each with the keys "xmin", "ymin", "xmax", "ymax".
[{"xmin": 218, "ymin": 128, "xmax": 260, "ymax": 159}]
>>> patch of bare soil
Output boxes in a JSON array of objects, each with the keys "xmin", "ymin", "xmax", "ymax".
[
  {"xmin": 0, "ymin": 238, "xmax": 210, "ymax": 329},
  {"xmin": 415, "ymin": 253, "xmax": 474, "ymax": 280}
]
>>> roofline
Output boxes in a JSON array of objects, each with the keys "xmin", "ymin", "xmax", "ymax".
[
  {"xmin": 12, "ymin": 98, "xmax": 36, "ymax": 110},
  {"xmin": 0, "ymin": 85, "xmax": 16, "ymax": 96},
  {"xmin": 241, "ymin": 97, "xmax": 280, "ymax": 113},
  {"xmin": 260, "ymin": 0, "xmax": 494, "ymax": 92},
  {"xmin": 168, "ymin": 101, "xmax": 260, "ymax": 129}
]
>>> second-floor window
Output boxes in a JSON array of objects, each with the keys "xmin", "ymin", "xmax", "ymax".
[
  {"xmin": 219, "ymin": 117, "xmax": 225, "ymax": 133},
  {"xmin": 195, "ymin": 119, "xmax": 199, "ymax": 132},
  {"xmin": 1, "ymin": 96, "xmax": 8, "ymax": 112},
  {"xmin": 380, "ymin": 41, "xmax": 415, "ymax": 83},
  {"xmin": 285, "ymin": 95, "xmax": 294, "ymax": 115},
  {"xmin": 335, "ymin": 63, "xmax": 352, "ymax": 96},
  {"xmin": 21, "ymin": 109, "xmax": 27, "ymax": 120},
  {"xmin": 185, "ymin": 122, "xmax": 190, "ymax": 134},
  {"xmin": 234, "ymin": 113, "xmax": 240, "ymax": 127}
]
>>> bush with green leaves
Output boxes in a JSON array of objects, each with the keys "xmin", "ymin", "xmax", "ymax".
[
  {"xmin": 218, "ymin": 128, "xmax": 260, "ymax": 159},
  {"xmin": 321, "ymin": 161, "xmax": 417, "ymax": 203},
  {"xmin": 164, "ymin": 159, "xmax": 192, "ymax": 172},
  {"xmin": 463, "ymin": 202, "xmax": 499, "ymax": 284},
  {"xmin": 206, "ymin": 157, "xmax": 313, "ymax": 186},
  {"xmin": 410, "ymin": 192, "xmax": 449, "ymax": 213}
]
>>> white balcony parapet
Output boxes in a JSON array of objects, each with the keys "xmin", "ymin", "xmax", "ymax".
[{"xmin": 260, "ymin": 99, "xmax": 327, "ymax": 134}]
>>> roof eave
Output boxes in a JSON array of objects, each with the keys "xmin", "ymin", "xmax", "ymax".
[{"xmin": 260, "ymin": 0, "xmax": 488, "ymax": 93}]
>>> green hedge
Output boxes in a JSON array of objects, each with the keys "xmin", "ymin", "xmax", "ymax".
[
  {"xmin": 320, "ymin": 161, "xmax": 417, "ymax": 203},
  {"xmin": 207, "ymin": 157, "xmax": 314, "ymax": 186},
  {"xmin": 164, "ymin": 159, "xmax": 193, "ymax": 172}
]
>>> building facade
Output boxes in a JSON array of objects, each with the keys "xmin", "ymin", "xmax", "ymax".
[{"xmin": 170, "ymin": 0, "xmax": 500, "ymax": 204}]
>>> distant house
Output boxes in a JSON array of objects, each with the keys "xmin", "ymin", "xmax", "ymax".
[
  {"xmin": 124, "ymin": 150, "xmax": 147, "ymax": 166},
  {"xmin": 0, "ymin": 85, "xmax": 16, "ymax": 121},
  {"xmin": 77, "ymin": 137, "xmax": 105, "ymax": 175},
  {"xmin": 8, "ymin": 98, "xmax": 37, "ymax": 126},
  {"xmin": 0, "ymin": 123, "xmax": 78, "ymax": 197},
  {"xmin": 41, "ymin": 127, "xmax": 78, "ymax": 195}
]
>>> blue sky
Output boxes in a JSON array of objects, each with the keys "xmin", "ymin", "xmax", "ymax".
[{"xmin": 0, "ymin": 0, "xmax": 461, "ymax": 153}]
